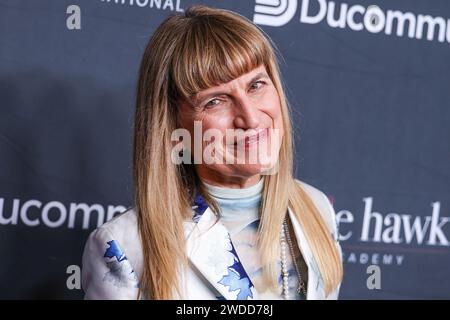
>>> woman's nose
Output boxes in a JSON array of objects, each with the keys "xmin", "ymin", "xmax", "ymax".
[{"xmin": 233, "ymin": 97, "xmax": 260, "ymax": 129}]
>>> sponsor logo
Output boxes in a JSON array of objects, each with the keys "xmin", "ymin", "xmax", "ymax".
[
  {"xmin": 253, "ymin": 0, "xmax": 298, "ymax": 27},
  {"xmin": 336, "ymin": 197, "xmax": 450, "ymax": 267},
  {"xmin": 0, "ymin": 197, "xmax": 126, "ymax": 230},
  {"xmin": 99, "ymin": 0, "xmax": 184, "ymax": 12},
  {"xmin": 253, "ymin": 0, "xmax": 450, "ymax": 44}
]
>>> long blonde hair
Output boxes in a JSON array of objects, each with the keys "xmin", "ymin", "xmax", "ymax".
[{"xmin": 133, "ymin": 5, "xmax": 342, "ymax": 299}]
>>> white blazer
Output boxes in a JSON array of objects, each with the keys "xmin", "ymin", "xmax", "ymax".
[{"xmin": 81, "ymin": 180, "xmax": 342, "ymax": 300}]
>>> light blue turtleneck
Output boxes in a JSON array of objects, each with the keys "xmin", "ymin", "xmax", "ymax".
[{"xmin": 203, "ymin": 178, "xmax": 304, "ymax": 300}]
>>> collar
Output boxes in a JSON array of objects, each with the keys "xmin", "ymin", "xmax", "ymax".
[{"xmin": 183, "ymin": 192, "xmax": 325, "ymax": 300}]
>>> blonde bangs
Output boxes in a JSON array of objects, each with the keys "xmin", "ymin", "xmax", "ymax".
[{"xmin": 170, "ymin": 11, "xmax": 273, "ymax": 101}]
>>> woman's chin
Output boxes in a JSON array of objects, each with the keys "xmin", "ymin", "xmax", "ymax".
[{"xmin": 229, "ymin": 161, "xmax": 278, "ymax": 177}]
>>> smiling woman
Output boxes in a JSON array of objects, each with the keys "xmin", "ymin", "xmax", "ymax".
[
  {"xmin": 176, "ymin": 64, "xmax": 283, "ymax": 184},
  {"xmin": 81, "ymin": 4, "xmax": 343, "ymax": 300}
]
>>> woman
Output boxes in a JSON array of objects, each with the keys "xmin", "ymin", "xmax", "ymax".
[{"xmin": 82, "ymin": 5, "xmax": 343, "ymax": 300}]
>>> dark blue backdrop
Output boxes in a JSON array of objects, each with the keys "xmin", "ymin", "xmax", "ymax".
[{"xmin": 0, "ymin": 0, "xmax": 449, "ymax": 299}]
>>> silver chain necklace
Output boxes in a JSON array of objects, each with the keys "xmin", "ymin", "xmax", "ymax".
[{"xmin": 280, "ymin": 217, "xmax": 307, "ymax": 299}]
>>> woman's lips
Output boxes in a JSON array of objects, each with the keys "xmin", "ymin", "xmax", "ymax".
[{"xmin": 234, "ymin": 128, "xmax": 269, "ymax": 148}]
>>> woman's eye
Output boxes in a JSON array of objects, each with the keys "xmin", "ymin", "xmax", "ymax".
[
  {"xmin": 205, "ymin": 98, "xmax": 220, "ymax": 108},
  {"xmin": 250, "ymin": 81, "xmax": 266, "ymax": 91}
]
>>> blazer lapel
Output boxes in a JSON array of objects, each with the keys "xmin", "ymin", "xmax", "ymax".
[
  {"xmin": 287, "ymin": 207, "xmax": 325, "ymax": 300},
  {"xmin": 183, "ymin": 194, "xmax": 325, "ymax": 300},
  {"xmin": 183, "ymin": 193, "xmax": 258, "ymax": 300}
]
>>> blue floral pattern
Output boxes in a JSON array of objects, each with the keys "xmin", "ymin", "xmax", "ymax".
[
  {"xmin": 192, "ymin": 193, "xmax": 209, "ymax": 223},
  {"xmin": 218, "ymin": 237, "xmax": 255, "ymax": 300},
  {"xmin": 103, "ymin": 240, "xmax": 138, "ymax": 288},
  {"xmin": 190, "ymin": 193, "xmax": 255, "ymax": 300}
]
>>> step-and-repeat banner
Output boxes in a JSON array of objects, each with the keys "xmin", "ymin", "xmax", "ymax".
[{"xmin": 1, "ymin": 0, "xmax": 449, "ymax": 299}]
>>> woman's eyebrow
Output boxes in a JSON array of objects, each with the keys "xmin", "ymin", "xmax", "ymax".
[
  {"xmin": 248, "ymin": 72, "xmax": 270, "ymax": 84},
  {"xmin": 193, "ymin": 90, "xmax": 228, "ymax": 105}
]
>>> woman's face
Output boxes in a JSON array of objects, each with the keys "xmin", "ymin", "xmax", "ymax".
[{"xmin": 178, "ymin": 65, "xmax": 284, "ymax": 188}]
